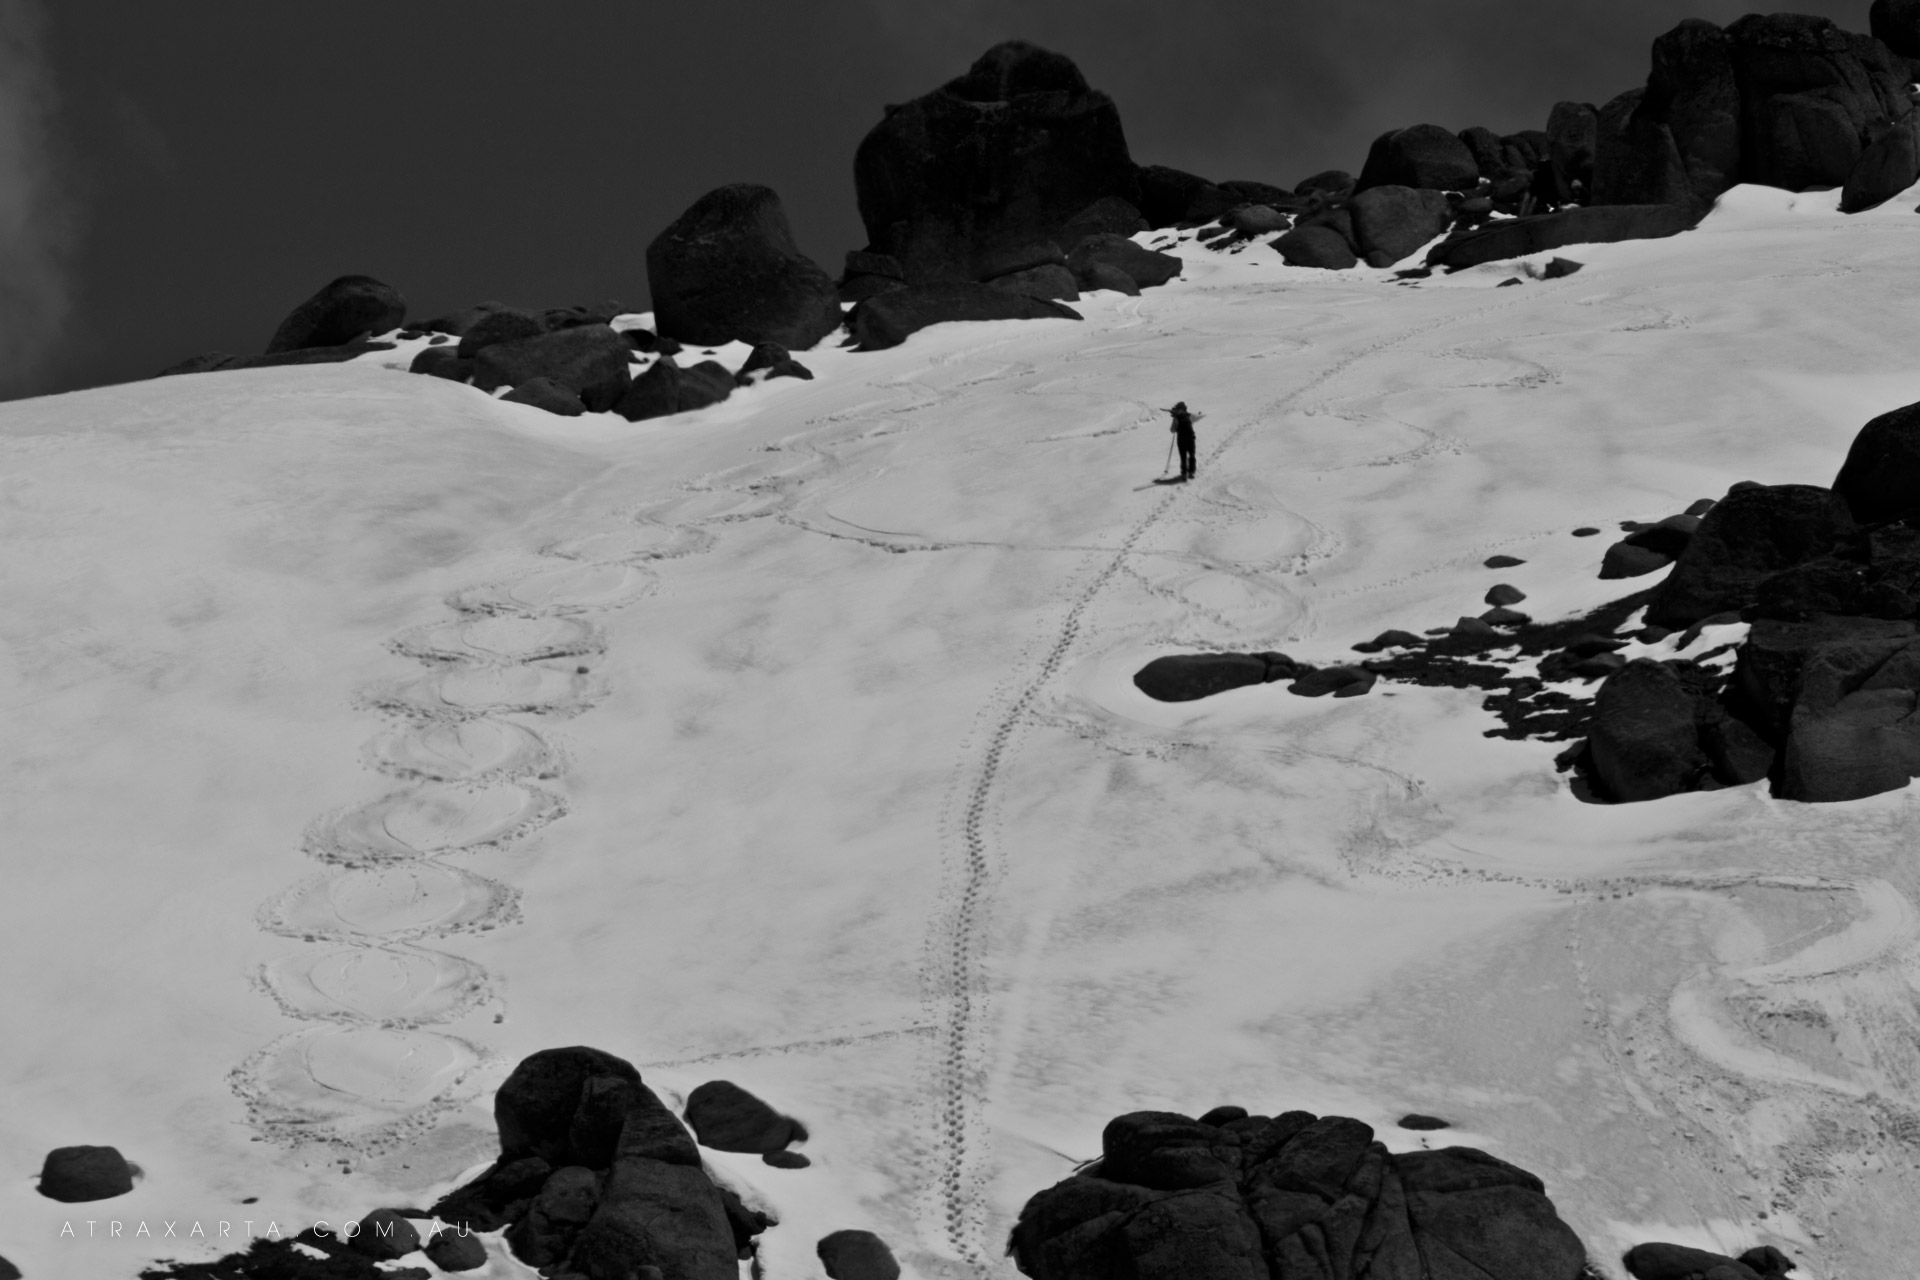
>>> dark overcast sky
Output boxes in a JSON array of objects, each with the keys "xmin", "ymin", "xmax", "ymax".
[{"xmin": 0, "ymin": 0, "xmax": 1870, "ymax": 402}]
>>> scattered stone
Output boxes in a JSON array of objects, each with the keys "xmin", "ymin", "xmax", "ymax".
[
  {"xmin": 1573, "ymin": 526, "xmax": 1601, "ymax": 536},
  {"xmin": 685, "ymin": 1081, "xmax": 806, "ymax": 1154},
  {"xmin": 423, "ymin": 1228, "xmax": 488, "ymax": 1272},
  {"xmin": 1397, "ymin": 1113, "xmax": 1451, "ymax": 1130},
  {"xmin": 1539, "ymin": 256, "xmax": 1584, "ymax": 278},
  {"xmin": 1452, "ymin": 616, "xmax": 1502, "ymax": 640},
  {"xmin": 817, "ymin": 1229, "xmax": 902, "ymax": 1280},
  {"xmin": 762, "ymin": 1150, "xmax": 811, "ymax": 1169},
  {"xmin": 38, "ymin": 1145, "xmax": 134, "ymax": 1202},
  {"xmin": 1289, "ymin": 666, "xmax": 1376, "ymax": 697},
  {"xmin": 649, "ymin": 184, "xmax": 844, "ymax": 351},
  {"xmin": 501, "ymin": 377, "xmax": 587, "ymax": 417},
  {"xmin": 1486, "ymin": 583, "xmax": 1527, "ymax": 606},
  {"xmin": 1272, "ymin": 225, "xmax": 1358, "ymax": 269},
  {"xmin": 1134, "ymin": 654, "xmax": 1272, "ymax": 702},
  {"xmin": 264, "ymin": 275, "xmax": 406, "ymax": 354},
  {"xmin": 1352, "ymin": 629, "xmax": 1425, "ymax": 653},
  {"xmin": 1485, "ymin": 554, "xmax": 1526, "ymax": 567},
  {"xmin": 1482, "ymin": 606, "xmax": 1532, "ymax": 626},
  {"xmin": 1622, "ymin": 1240, "xmax": 1771, "ymax": 1280},
  {"xmin": 846, "ymin": 284, "xmax": 1081, "ymax": 351},
  {"xmin": 348, "ymin": 1209, "xmax": 420, "ymax": 1261}
]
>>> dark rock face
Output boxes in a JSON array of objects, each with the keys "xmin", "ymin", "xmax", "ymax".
[
  {"xmin": 1348, "ymin": 185, "xmax": 1452, "ymax": 265},
  {"xmin": 1080, "ymin": 262, "xmax": 1141, "ymax": 295},
  {"xmin": 1009, "ymin": 1107, "xmax": 1588, "ymax": 1280},
  {"xmin": 455, "ymin": 306, "xmax": 546, "ymax": 359},
  {"xmin": 502, "ymin": 377, "xmax": 587, "ymax": 416},
  {"xmin": 1273, "ymin": 226, "xmax": 1358, "ymax": 270},
  {"xmin": 1873, "ymin": 0, "xmax": 1920, "ymax": 58},
  {"xmin": 1767, "ymin": 621, "xmax": 1920, "ymax": 801},
  {"xmin": 1546, "ymin": 101, "xmax": 1600, "ymax": 195},
  {"xmin": 424, "ymin": 1228, "xmax": 488, "ymax": 1272},
  {"xmin": 1062, "ymin": 195, "xmax": 1150, "ymax": 242},
  {"xmin": 1295, "ymin": 170, "xmax": 1356, "ymax": 199},
  {"xmin": 990, "ymin": 263, "xmax": 1081, "ymax": 302},
  {"xmin": 1595, "ymin": 14, "xmax": 1913, "ymax": 211},
  {"xmin": 684, "ymin": 1081, "xmax": 805, "ymax": 1153},
  {"xmin": 1587, "ymin": 660, "xmax": 1717, "ymax": 801},
  {"xmin": 1622, "ymin": 1239, "xmax": 1782, "ymax": 1279},
  {"xmin": 615, "ymin": 357, "xmax": 736, "ymax": 422},
  {"xmin": 817, "ymin": 1230, "xmax": 902, "ymax": 1280},
  {"xmin": 1134, "ymin": 654, "xmax": 1281, "ymax": 701},
  {"xmin": 854, "ymin": 42, "xmax": 1139, "ymax": 281},
  {"xmin": 846, "ymin": 284, "xmax": 1081, "ymax": 351},
  {"xmin": 1841, "ymin": 112, "xmax": 1920, "ymax": 211},
  {"xmin": 264, "ymin": 275, "xmax": 406, "ymax": 354},
  {"xmin": 1358, "ymin": 124, "xmax": 1481, "ymax": 192},
  {"xmin": 1833, "ymin": 398, "xmax": 1920, "ymax": 524},
  {"xmin": 157, "ymin": 352, "xmax": 241, "ymax": 376},
  {"xmin": 647, "ymin": 184, "xmax": 843, "ymax": 351},
  {"xmin": 735, "ymin": 342, "xmax": 814, "ymax": 385},
  {"xmin": 1646, "ymin": 484, "xmax": 1857, "ymax": 629},
  {"xmin": 1427, "ymin": 204, "xmax": 1697, "ymax": 270},
  {"xmin": 39, "ymin": 1145, "xmax": 134, "ymax": 1201},
  {"xmin": 1066, "ymin": 234, "xmax": 1181, "ymax": 291},
  {"xmin": 424, "ymin": 1047, "xmax": 763, "ymax": 1280},
  {"xmin": 1137, "ymin": 165, "xmax": 1238, "ymax": 227},
  {"xmin": 470, "ymin": 324, "xmax": 633, "ymax": 414},
  {"xmin": 410, "ymin": 346, "xmax": 473, "ymax": 383}
]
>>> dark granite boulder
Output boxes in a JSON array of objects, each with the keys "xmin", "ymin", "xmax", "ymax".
[
  {"xmin": 1842, "ymin": 112, "xmax": 1920, "ymax": 211},
  {"xmin": 855, "ymin": 43, "xmax": 1140, "ymax": 280},
  {"xmin": 157, "ymin": 352, "xmax": 240, "ymax": 376},
  {"xmin": 471, "ymin": 324, "xmax": 633, "ymax": 413},
  {"xmin": 1348, "ymin": 185, "xmax": 1452, "ymax": 265},
  {"xmin": 506, "ymin": 1166, "xmax": 601, "ymax": 1268},
  {"xmin": 1547, "ymin": 100, "xmax": 1600, "ymax": 195},
  {"xmin": 1295, "ymin": 170, "xmax": 1356, "ymax": 199},
  {"xmin": 1134, "ymin": 654, "xmax": 1270, "ymax": 702},
  {"xmin": 38, "ymin": 1145, "xmax": 134, "ymax": 1202},
  {"xmin": 264, "ymin": 274, "xmax": 406, "ymax": 354},
  {"xmin": 684, "ymin": 1081, "xmax": 805, "ymax": 1153},
  {"xmin": 1594, "ymin": 19, "xmax": 1741, "ymax": 210},
  {"xmin": 431, "ymin": 1156, "xmax": 554, "ymax": 1231},
  {"xmin": 1587, "ymin": 660, "xmax": 1712, "ymax": 801},
  {"xmin": 348, "ymin": 1209, "xmax": 420, "ymax": 1261},
  {"xmin": 1065, "ymin": 234, "xmax": 1181, "ymax": 290},
  {"xmin": 455, "ymin": 306, "xmax": 545, "ymax": 359},
  {"xmin": 615, "ymin": 357, "xmax": 735, "ymax": 421},
  {"xmin": 1833, "ymin": 398, "xmax": 1920, "ymax": 524},
  {"xmin": 846, "ymin": 284, "xmax": 1081, "ymax": 351},
  {"xmin": 1062, "ymin": 196, "xmax": 1150, "ymax": 243},
  {"xmin": 409, "ymin": 346, "xmax": 473, "ymax": 383},
  {"xmin": 1137, "ymin": 165, "xmax": 1239, "ymax": 227},
  {"xmin": 1873, "ymin": 0, "xmax": 1920, "ymax": 59},
  {"xmin": 735, "ymin": 342, "xmax": 814, "ymax": 384},
  {"xmin": 1427, "ymin": 204, "xmax": 1697, "ymax": 270},
  {"xmin": 647, "ymin": 184, "xmax": 843, "ymax": 351},
  {"xmin": 1646, "ymin": 484, "xmax": 1857, "ymax": 628},
  {"xmin": 424, "ymin": 1228, "xmax": 488, "ymax": 1272},
  {"xmin": 990, "ymin": 263, "xmax": 1081, "ymax": 301},
  {"xmin": 502, "ymin": 377, "xmax": 587, "ymax": 416},
  {"xmin": 1272, "ymin": 226, "xmax": 1357, "ymax": 270},
  {"xmin": 566, "ymin": 1159, "xmax": 736, "ymax": 1280},
  {"xmin": 1623, "ymin": 1240, "xmax": 1766, "ymax": 1279},
  {"xmin": 1080, "ymin": 262, "xmax": 1141, "ymax": 295},
  {"xmin": 1780, "ymin": 630, "xmax": 1920, "ymax": 801},
  {"xmin": 817, "ymin": 1230, "xmax": 902, "ymax": 1280},
  {"xmin": 1358, "ymin": 124, "xmax": 1480, "ymax": 192},
  {"xmin": 495, "ymin": 1046, "xmax": 644, "ymax": 1167}
]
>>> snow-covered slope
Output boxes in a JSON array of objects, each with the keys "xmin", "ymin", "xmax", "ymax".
[{"xmin": 6, "ymin": 186, "xmax": 1920, "ymax": 1280}]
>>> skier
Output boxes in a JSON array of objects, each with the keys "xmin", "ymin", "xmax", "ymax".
[{"xmin": 1168, "ymin": 401, "xmax": 1202, "ymax": 481}]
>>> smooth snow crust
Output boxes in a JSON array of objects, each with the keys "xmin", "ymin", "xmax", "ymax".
[{"xmin": 6, "ymin": 185, "xmax": 1920, "ymax": 1279}]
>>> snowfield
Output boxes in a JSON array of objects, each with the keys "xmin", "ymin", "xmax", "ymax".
[{"xmin": 6, "ymin": 185, "xmax": 1920, "ymax": 1280}]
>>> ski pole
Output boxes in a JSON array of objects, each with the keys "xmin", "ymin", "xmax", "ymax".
[{"xmin": 1163, "ymin": 439, "xmax": 1176, "ymax": 475}]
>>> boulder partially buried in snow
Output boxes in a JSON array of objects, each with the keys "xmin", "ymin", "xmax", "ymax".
[
  {"xmin": 470, "ymin": 325, "xmax": 633, "ymax": 413},
  {"xmin": 1348, "ymin": 185, "xmax": 1453, "ymax": 265},
  {"xmin": 37, "ymin": 1145, "xmax": 134, "ymax": 1202},
  {"xmin": 684, "ymin": 1081, "xmax": 806, "ymax": 1153},
  {"xmin": 1832, "ymin": 397, "xmax": 1920, "ymax": 524},
  {"xmin": 846, "ymin": 284, "xmax": 1081, "ymax": 351},
  {"xmin": 1645, "ymin": 484, "xmax": 1857, "ymax": 629},
  {"xmin": 1133, "ymin": 653, "xmax": 1288, "ymax": 701},
  {"xmin": 854, "ymin": 41, "xmax": 1140, "ymax": 282},
  {"xmin": 263, "ymin": 274, "xmax": 406, "ymax": 354},
  {"xmin": 647, "ymin": 184, "xmax": 844, "ymax": 351},
  {"xmin": 1427, "ymin": 204, "xmax": 1696, "ymax": 270},
  {"xmin": 1064, "ymin": 234, "xmax": 1181, "ymax": 291},
  {"xmin": 1272, "ymin": 225, "xmax": 1358, "ymax": 270},
  {"xmin": 1009, "ymin": 1108, "xmax": 1590, "ymax": 1280},
  {"xmin": 615, "ymin": 357, "xmax": 734, "ymax": 421}
]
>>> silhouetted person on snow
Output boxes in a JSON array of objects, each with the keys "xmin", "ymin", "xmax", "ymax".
[{"xmin": 1169, "ymin": 401, "xmax": 1202, "ymax": 480}]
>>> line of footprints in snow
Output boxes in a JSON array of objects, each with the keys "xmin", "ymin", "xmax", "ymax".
[{"xmin": 230, "ymin": 504, "xmax": 730, "ymax": 1149}]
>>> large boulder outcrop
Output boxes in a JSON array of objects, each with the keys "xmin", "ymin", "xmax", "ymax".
[
  {"xmin": 854, "ymin": 42, "xmax": 1140, "ymax": 282},
  {"xmin": 469, "ymin": 324, "xmax": 634, "ymax": 413},
  {"xmin": 1594, "ymin": 14, "xmax": 1913, "ymax": 211},
  {"xmin": 1009, "ymin": 1107, "xmax": 1589, "ymax": 1280},
  {"xmin": 1841, "ymin": 112, "xmax": 1920, "ymax": 211},
  {"xmin": 1357, "ymin": 124, "xmax": 1480, "ymax": 192},
  {"xmin": 1833, "ymin": 398, "xmax": 1920, "ymax": 525},
  {"xmin": 1646, "ymin": 484, "xmax": 1858, "ymax": 629},
  {"xmin": 1426, "ymin": 204, "xmax": 1696, "ymax": 270},
  {"xmin": 1137, "ymin": 164, "xmax": 1240, "ymax": 228},
  {"xmin": 646, "ymin": 184, "xmax": 843, "ymax": 351},
  {"xmin": 846, "ymin": 284, "xmax": 1081, "ymax": 351},
  {"xmin": 428, "ymin": 1046, "xmax": 764, "ymax": 1280},
  {"xmin": 264, "ymin": 275, "xmax": 406, "ymax": 354}
]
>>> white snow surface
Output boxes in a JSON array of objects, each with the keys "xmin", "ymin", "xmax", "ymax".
[{"xmin": 7, "ymin": 185, "xmax": 1920, "ymax": 1279}]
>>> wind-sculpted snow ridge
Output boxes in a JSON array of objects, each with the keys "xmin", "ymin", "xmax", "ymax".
[{"xmin": 232, "ymin": 516, "xmax": 706, "ymax": 1153}]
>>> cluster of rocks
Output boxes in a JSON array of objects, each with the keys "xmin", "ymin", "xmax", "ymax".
[
  {"xmin": 1137, "ymin": 397, "xmax": 1920, "ymax": 808},
  {"xmin": 1009, "ymin": 1105, "xmax": 1594, "ymax": 1280}
]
